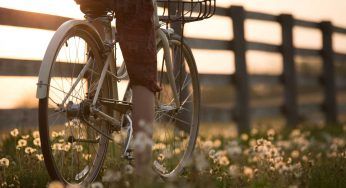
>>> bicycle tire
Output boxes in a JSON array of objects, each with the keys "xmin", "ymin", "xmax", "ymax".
[
  {"xmin": 121, "ymin": 34, "xmax": 200, "ymax": 178},
  {"xmin": 38, "ymin": 24, "xmax": 112, "ymax": 185},
  {"xmin": 154, "ymin": 35, "xmax": 200, "ymax": 178}
]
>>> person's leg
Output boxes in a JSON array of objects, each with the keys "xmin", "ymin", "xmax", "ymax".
[
  {"xmin": 115, "ymin": 0, "xmax": 160, "ymax": 179},
  {"xmin": 131, "ymin": 85, "xmax": 155, "ymax": 178}
]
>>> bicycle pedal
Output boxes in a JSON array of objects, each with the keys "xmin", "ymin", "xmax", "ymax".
[{"xmin": 122, "ymin": 154, "xmax": 134, "ymax": 161}]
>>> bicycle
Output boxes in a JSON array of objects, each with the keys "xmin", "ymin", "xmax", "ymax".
[{"xmin": 36, "ymin": 0, "xmax": 215, "ymax": 185}]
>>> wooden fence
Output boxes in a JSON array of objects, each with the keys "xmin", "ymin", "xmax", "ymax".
[{"xmin": 0, "ymin": 6, "xmax": 346, "ymax": 132}]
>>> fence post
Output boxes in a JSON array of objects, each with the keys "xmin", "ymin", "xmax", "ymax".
[
  {"xmin": 279, "ymin": 14, "xmax": 299, "ymax": 127},
  {"xmin": 230, "ymin": 6, "xmax": 250, "ymax": 133},
  {"xmin": 320, "ymin": 21, "xmax": 338, "ymax": 124}
]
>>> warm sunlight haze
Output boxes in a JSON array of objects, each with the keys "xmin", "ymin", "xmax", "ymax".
[{"xmin": 0, "ymin": 0, "xmax": 346, "ymax": 108}]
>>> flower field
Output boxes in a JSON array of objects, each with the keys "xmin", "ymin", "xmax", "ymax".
[{"xmin": 0, "ymin": 123, "xmax": 345, "ymax": 188}]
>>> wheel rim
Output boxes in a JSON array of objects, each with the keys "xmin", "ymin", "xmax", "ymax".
[
  {"xmin": 41, "ymin": 30, "xmax": 111, "ymax": 184},
  {"xmin": 152, "ymin": 39, "xmax": 199, "ymax": 177}
]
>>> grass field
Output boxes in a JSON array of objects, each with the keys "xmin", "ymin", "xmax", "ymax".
[{"xmin": 0, "ymin": 123, "xmax": 345, "ymax": 188}]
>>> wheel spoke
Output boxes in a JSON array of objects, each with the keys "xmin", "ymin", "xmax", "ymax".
[{"xmin": 39, "ymin": 32, "xmax": 111, "ymax": 184}]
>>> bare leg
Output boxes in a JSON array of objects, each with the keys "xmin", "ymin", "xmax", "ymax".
[{"xmin": 132, "ymin": 85, "xmax": 155, "ymax": 180}]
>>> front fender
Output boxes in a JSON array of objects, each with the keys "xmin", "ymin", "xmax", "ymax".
[{"xmin": 36, "ymin": 20, "xmax": 103, "ymax": 99}]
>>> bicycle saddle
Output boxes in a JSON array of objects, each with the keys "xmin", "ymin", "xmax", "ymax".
[{"xmin": 75, "ymin": 0, "xmax": 114, "ymax": 17}]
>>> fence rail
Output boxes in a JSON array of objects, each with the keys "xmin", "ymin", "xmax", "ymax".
[{"xmin": 0, "ymin": 6, "xmax": 346, "ymax": 132}]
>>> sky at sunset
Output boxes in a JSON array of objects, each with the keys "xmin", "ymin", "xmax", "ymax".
[{"xmin": 0, "ymin": 0, "xmax": 346, "ymax": 108}]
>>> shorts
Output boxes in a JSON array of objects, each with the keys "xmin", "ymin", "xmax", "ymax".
[{"xmin": 114, "ymin": 0, "xmax": 161, "ymax": 93}]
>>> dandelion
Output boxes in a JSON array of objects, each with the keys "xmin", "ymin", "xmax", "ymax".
[
  {"xmin": 10, "ymin": 128, "xmax": 19, "ymax": 137},
  {"xmin": 202, "ymin": 140, "xmax": 213, "ymax": 151},
  {"xmin": 74, "ymin": 145, "xmax": 83, "ymax": 152},
  {"xmin": 66, "ymin": 184, "xmax": 81, "ymax": 188},
  {"xmin": 213, "ymin": 139, "xmax": 222, "ymax": 148},
  {"xmin": 266, "ymin": 129, "xmax": 275, "ymax": 137},
  {"xmin": 157, "ymin": 153, "xmax": 165, "ymax": 161},
  {"xmin": 58, "ymin": 130, "xmax": 65, "ymax": 137},
  {"xmin": 52, "ymin": 131, "xmax": 59, "ymax": 138},
  {"xmin": 124, "ymin": 164, "xmax": 134, "ymax": 175},
  {"xmin": 249, "ymin": 139, "xmax": 256, "ymax": 147},
  {"xmin": 218, "ymin": 156, "xmax": 230, "ymax": 166},
  {"xmin": 290, "ymin": 129, "xmax": 301, "ymax": 138},
  {"xmin": 291, "ymin": 150, "xmax": 300, "ymax": 159},
  {"xmin": 82, "ymin": 153, "xmax": 92, "ymax": 161},
  {"xmin": 0, "ymin": 158, "xmax": 10, "ymax": 167},
  {"xmin": 32, "ymin": 131, "xmax": 40, "ymax": 139},
  {"xmin": 194, "ymin": 153, "xmax": 209, "ymax": 171},
  {"xmin": 240, "ymin": 133, "xmax": 249, "ymax": 141},
  {"xmin": 124, "ymin": 181, "xmax": 130, "ymax": 187},
  {"xmin": 52, "ymin": 143, "xmax": 63, "ymax": 151},
  {"xmin": 22, "ymin": 135, "xmax": 30, "ymax": 139},
  {"xmin": 36, "ymin": 154, "xmax": 44, "ymax": 161},
  {"xmin": 33, "ymin": 138, "xmax": 41, "ymax": 147},
  {"xmin": 102, "ymin": 170, "xmax": 121, "ymax": 182},
  {"xmin": 228, "ymin": 165, "xmax": 239, "ymax": 177},
  {"xmin": 17, "ymin": 139, "xmax": 27, "ymax": 148},
  {"xmin": 90, "ymin": 182, "xmax": 104, "ymax": 188},
  {"xmin": 47, "ymin": 181, "xmax": 64, "ymax": 188},
  {"xmin": 152, "ymin": 143, "xmax": 166, "ymax": 150},
  {"xmin": 243, "ymin": 166, "xmax": 254, "ymax": 179},
  {"xmin": 302, "ymin": 155, "xmax": 308, "ymax": 162},
  {"xmin": 25, "ymin": 147, "xmax": 37, "ymax": 154},
  {"xmin": 208, "ymin": 149, "xmax": 216, "ymax": 159},
  {"xmin": 250, "ymin": 128, "xmax": 259, "ymax": 136},
  {"xmin": 64, "ymin": 143, "xmax": 71, "ymax": 152},
  {"xmin": 174, "ymin": 148, "xmax": 181, "ymax": 155},
  {"xmin": 226, "ymin": 145, "xmax": 242, "ymax": 156}
]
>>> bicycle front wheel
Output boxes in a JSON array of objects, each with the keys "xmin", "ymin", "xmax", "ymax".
[
  {"xmin": 153, "ymin": 35, "xmax": 200, "ymax": 178},
  {"xmin": 38, "ymin": 24, "xmax": 112, "ymax": 185}
]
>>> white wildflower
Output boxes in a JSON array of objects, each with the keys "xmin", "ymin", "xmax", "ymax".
[
  {"xmin": 240, "ymin": 133, "xmax": 249, "ymax": 141},
  {"xmin": 32, "ymin": 131, "xmax": 40, "ymax": 139},
  {"xmin": 47, "ymin": 181, "xmax": 64, "ymax": 188},
  {"xmin": 33, "ymin": 138, "xmax": 41, "ymax": 147},
  {"xmin": 0, "ymin": 158, "xmax": 10, "ymax": 167},
  {"xmin": 90, "ymin": 182, "xmax": 104, "ymax": 188},
  {"xmin": 152, "ymin": 143, "xmax": 166, "ymax": 150},
  {"xmin": 202, "ymin": 140, "xmax": 213, "ymax": 151},
  {"xmin": 213, "ymin": 139, "xmax": 222, "ymax": 148},
  {"xmin": 124, "ymin": 164, "xmax": 134, "ymax": 175},
  {"xmin": 17, "ymin": 139, "xmax": 27, "ymax": 148},
  {"xmin": 24, "ymin": 147, "xmax": 37, "ymax": 154},
  {"xmin": 10, "ymin": 128, "xmax": 19, "ymax": 137},
  {"xmin": 243, "ymin": 166, "xmax": 254, "ymax": 179},
  {"xmin": 194, "ymin": 153, "xmax": 209, "ymax": 172},
  {"xmin": 218, "ymin": 155, "xmax": 230, "ymax": 166},
  {"xmin": 22, "ymin": 134, "xmax": 30, "ymax": 139},
  {"xmin": 102, "ymin": 170, "xmax": 122, "ymax": 182},
  {"xmin": 291, "ymin": 150, "xmax": 300, "ymax": 159},
  {"xmin": 36, "ymin": 154, "xmax": 44, "ymax": 161},
  {"xmin": 228, "ymin": 165, "xmax": 240, "ymax": 177},
  {"xmin": 82, "ymin": 153, "xmax": 92, "ymax": 161}
]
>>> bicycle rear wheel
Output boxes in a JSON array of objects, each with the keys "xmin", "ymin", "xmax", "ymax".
[
  {"xmin": 38, "ymin": 25, "xmax": 112, "ymax": 185},
  {"xmin": 153, "ymin": 35, "xmax": 200, "ymax": 178}
]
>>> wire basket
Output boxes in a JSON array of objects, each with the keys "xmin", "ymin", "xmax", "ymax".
[{"xmin": 157, "ymin": 0, "xmax": 216, "ymax": 23}]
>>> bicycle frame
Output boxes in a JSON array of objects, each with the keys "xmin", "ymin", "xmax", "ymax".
[{"xmin": 36, "ymin": 0, "xmax": 180, "ymax": 129}]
